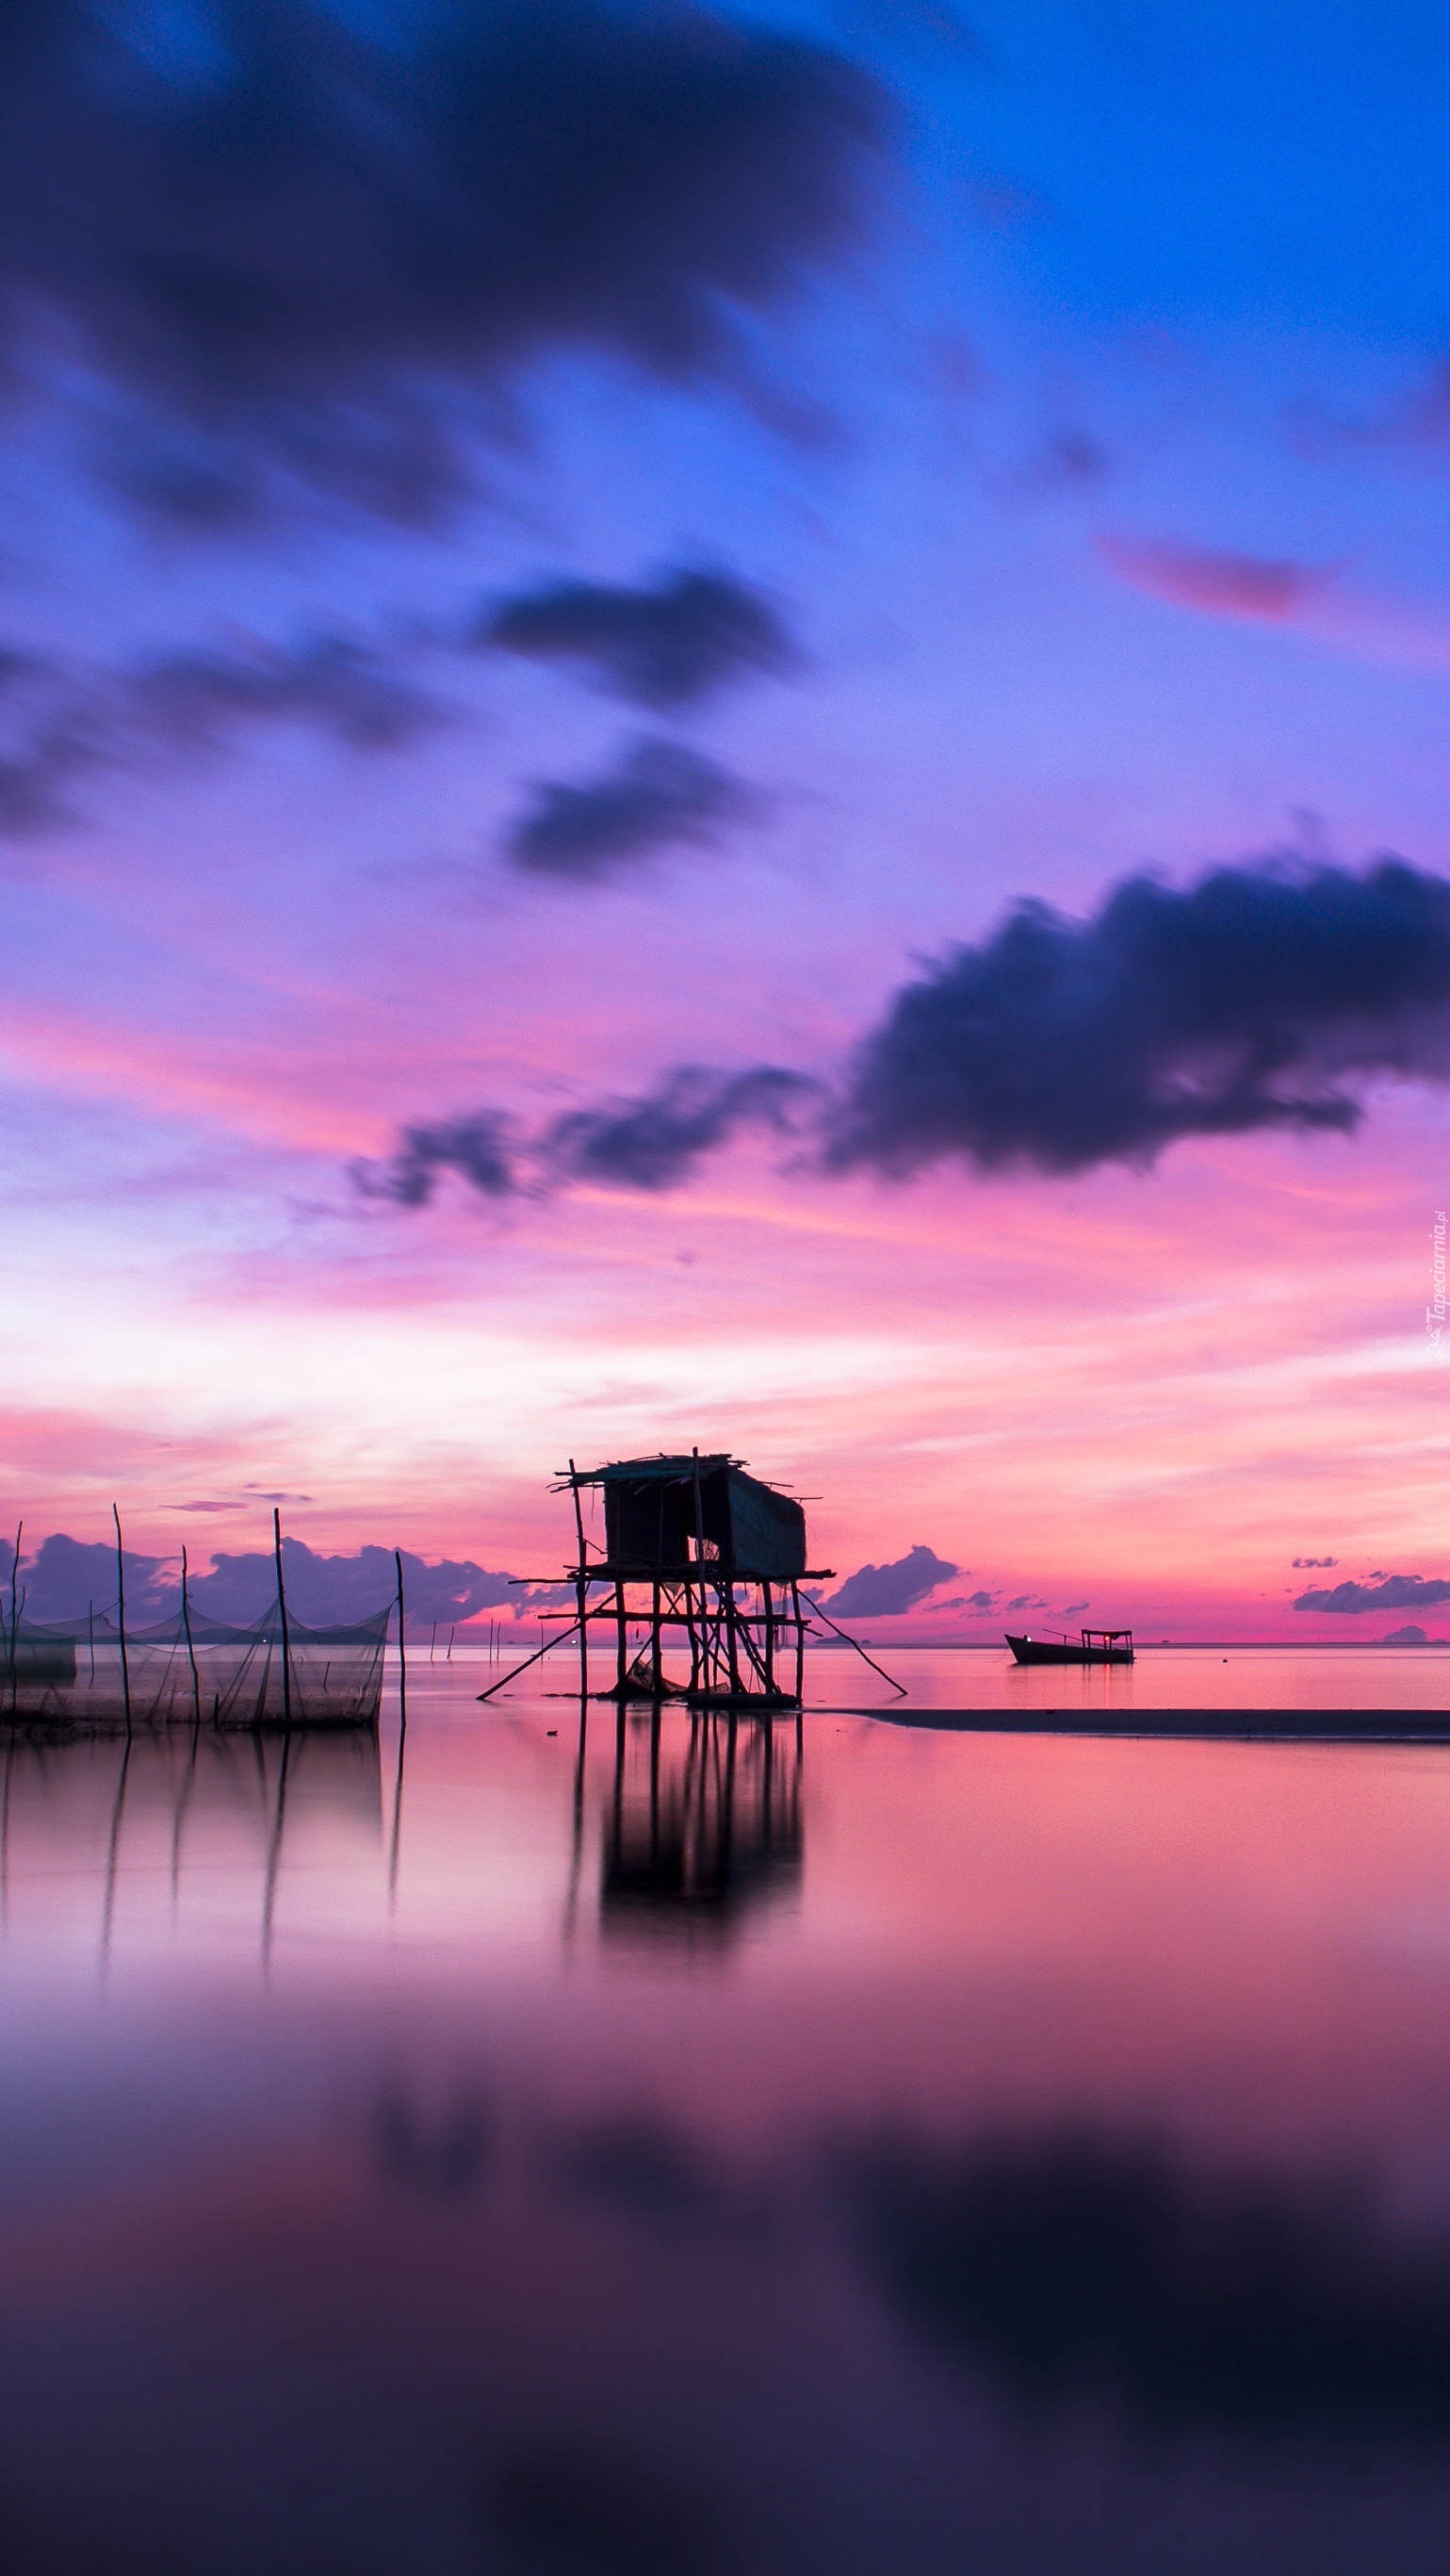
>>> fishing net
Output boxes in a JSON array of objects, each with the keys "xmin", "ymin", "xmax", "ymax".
[{"xmin": 0, "ymin": 1605, "xmax": 388, "ymax": 1730}]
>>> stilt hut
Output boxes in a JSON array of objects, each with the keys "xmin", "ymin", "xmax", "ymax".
[{"xmin": 557, "ymin": 1452, "xmax": 831, "ymax": 1707}]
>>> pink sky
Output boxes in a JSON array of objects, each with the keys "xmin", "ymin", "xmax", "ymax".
[{"xmin": 5, "ymin": 4, "xmax": 1450, "ymax": 1642}]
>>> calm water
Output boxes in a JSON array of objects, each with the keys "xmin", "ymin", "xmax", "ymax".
[{"xmin": 7, "ymin": 1647, "xmax": 1450, "ymax": 2571}]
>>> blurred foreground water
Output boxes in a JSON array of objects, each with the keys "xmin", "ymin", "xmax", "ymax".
[{"xmin": 5, "ymin": 1648, "xmax": 1450, "ymax": 2570}]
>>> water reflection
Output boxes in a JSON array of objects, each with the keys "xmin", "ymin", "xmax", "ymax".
[
  {"xmin": 848, "ymin": 2127, "xmax": 1450, "ymax": 2445},
  {"xmin": 0, "ymin": 1723, "xmax": 381, "ymax": 1971},
  {"xmin": 4, "ymin": 1703, "xmax": 1450, "ymax": 2569},
  {"xmin": 373, "ymin": 2089, "xmax": 490, "ymax": 2199},
  {"xmin": 488, "ymin": 2442, "xmax": 724, "ymax": 2576},
  {"xmin": 599, "ymin": 1704, "xmax": 802, "ymax": 1947}
]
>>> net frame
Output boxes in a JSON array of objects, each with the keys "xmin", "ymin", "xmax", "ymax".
[{"xmin": 0, "ymin": 1605, "xmax": 388, "ymax": 1729}]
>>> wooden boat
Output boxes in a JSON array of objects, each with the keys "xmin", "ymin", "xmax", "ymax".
[{"xmin": 1006, "ymin": 1627, "xmax": 1134, "ymax": 1666}]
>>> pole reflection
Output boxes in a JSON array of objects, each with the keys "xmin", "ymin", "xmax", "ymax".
[{"xmin": 599, "ymin": 1704, "xmax": 803, "ymax": 1948}]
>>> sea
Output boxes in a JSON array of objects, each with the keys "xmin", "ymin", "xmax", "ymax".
[{"xmin": 4, "ymin": 1643, "xmax": 1450, "ymax": 2572}]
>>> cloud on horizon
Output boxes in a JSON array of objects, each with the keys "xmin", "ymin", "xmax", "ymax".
[
  {"xmin": 4, "ymin": 1532, "xmax": 527, "ymax": 1630},
  {"xmin": 481, "ymin": 566, "xmax": 797, "ymax": 707},
  {"xmin": 0, "ymin": 2, "xmax": 885, "ymax": 522},
  {"xmin": 505, "ymin": 736, "xmax": 758, "ymax": 878},
  {"xmin": 1294, "ymin": 1573, "xmax": 1450, "ymax": 1614},
  {"xmin": 824, "ymin": 1542, "xmax": 958, "ymax": 1618}
]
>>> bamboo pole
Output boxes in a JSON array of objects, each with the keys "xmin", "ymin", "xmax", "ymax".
[
  {"xmin": 725, "ymin": 1584, "xmax": 742, "ymax": 1698},
  {"xmin": 8, "ymin": 1517, "xmax": 19, "ymax": 1718},
  {"xmin": 394, "ymin": 1549, "xmax": 407, "ymax": 1736},
  {"xmin": 272, "ymin": 1508, "xmax": 292, "ymax": 1727},
  {"xmin": 806, "ymin": 1595, "xmax": 906, "ymax": 1695},
  {"xmin": 691, "ymin": 1450, "xmax": 712, "ymax": 1696},
  {"xmin": 475, "ymin": 1610, "xmax": 593, "ymax": 1703},
  {"xmin": 683, "ymin": 1562, "xmax": 701, "ymax": 1695},
  {"xmin": 113, "ymin": 1504, "xmax": 132, "ymax": 1736},
  {"xmin": 181, "ymin": 1543, "xmax": 201, "ymax": 1728},
  {"xmin": 569, "ymin": 1459, "xmax": 589, "ymax": 1703}
]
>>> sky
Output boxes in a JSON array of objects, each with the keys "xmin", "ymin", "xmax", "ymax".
[{"xmin": 5, "ymin": 0, "xmax": 1450, "ymax": 1639}]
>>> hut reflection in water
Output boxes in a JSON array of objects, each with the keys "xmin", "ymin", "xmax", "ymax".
[{"xmin": 599, "ymin": 1702, "xmax": 803, "ymax": 1946}]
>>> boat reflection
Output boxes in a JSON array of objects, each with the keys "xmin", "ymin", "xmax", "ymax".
[{"xmin": 598, "ymin": 1704, "xmax": 802, "ymax": 1947}]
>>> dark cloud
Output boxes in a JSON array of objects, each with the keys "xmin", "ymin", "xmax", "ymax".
[
  {"xmin": 354, "ymin": 1112, "xmax": 516, "ymax": 1209},
  {"xmin": 481, "ymin": 566, "xmax": 797, "ymax": 707},
  {"xmin": 1295, "ymin": 1573, "xmax": 1450, "ymax": 1615},
  {"xmin": 356, "ymin": 1067, "xmax": 813, "ymax": 1202},
  {"xmin": 1381, "ymin": 1625, "xmax": 1437, "ymax": 1645},
  {"xmin": 545, "ymin": 1066, "xmax": 815, "ymax": 1190},
  {"xmin": 0, "ymin": 2, "xmax": 884, "ymax": 519},
  {"xmin": 3, "ymin": 1532, "xmax": 174, "ymax": 1626},
  {"xmin": 1292, "ymin": 1555, "xmax": 1338, "ymax": 1569},
  {"xmin": 10, "ymin": 1532, "xmax": 518, "ymax": 1630},
  {"xmin": 192, "ymin": 1540, "xmax": 517, "ymax": 1628},
  {"xmin": 371, "ymin": 856, "xmax": 1450, "ymax": 1211},
  {"xmin": 128, "ymin": 634, "xmax": 437, "ymax": 751},
  {"xmin": 824, "ymin": 1543, "xmax": 957, "ymax": 1618},
  {"xmin": 827, "ymin": 859, "xmax": 1450, "ymax": 1178},
  {"xmin": 847, "ymin": 2126, "xmax": 1450, "ymax": 2443},
  {"xmin": 506, "ymin": 737, "xmax": 757, "ymax": 878},
  {"xmin": 0, "ymin": 628, "xmax": 440, "ymax": 835}
]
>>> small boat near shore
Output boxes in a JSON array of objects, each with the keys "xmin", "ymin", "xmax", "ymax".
[{"xmin": 1006, "ymin": 1627, "xmax": 1134, "ymax": 1666}]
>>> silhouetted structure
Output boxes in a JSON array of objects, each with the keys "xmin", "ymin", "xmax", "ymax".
[{"xmin": 558, "ymin": 1451, "xmax": 832, "ymax": 1707}]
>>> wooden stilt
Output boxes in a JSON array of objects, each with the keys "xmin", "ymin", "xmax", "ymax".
[
  {"xmin": 684, "ymin": 1567, "xmax": 701, "ymax": 1694},
  {"xmin": 181, "ymin": 1544, "xmax": 201, "ymax": 1728},
  {"xmin": 569, "ymin": 1459, "xmax": 589, "ymax": 1703},
  {"xmin": 273, "ymin": 1508, "xmax": 292, "ymax": 1728},
  {"xmin": 691, "ymin": 1449, "xmax": 711, "ymax": 1698},
  {"xmin": 8, "ymin": 1518, "xmax": 20, "ymax": 1718},
  {"xmin": 649, "ymin": 1701, "xmax": 660, "ymax": 1859},
  {"xmin": 394, "ymin": 1548, "xmax": 407, "ymax": 1736},
  {"xmin": 113, "ymin": 1504, "xmax": 132, "ymax": 1737}
]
